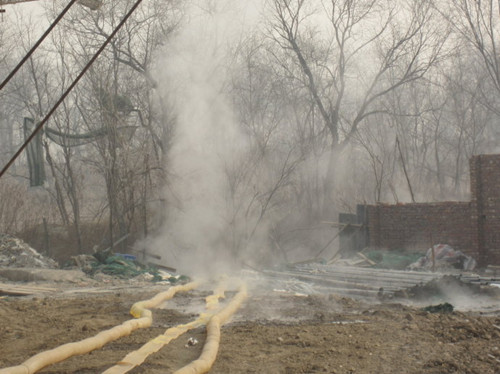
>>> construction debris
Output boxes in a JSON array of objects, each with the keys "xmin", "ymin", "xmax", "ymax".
[
  {"xmin": 362, "ymin": 249, "xmax": 423, "ymax": 270},
  {"xmin": 422, "ymin": 302, "xmax": 454, "ymax": 314},
  {"xmin": 74, "ymin": 250, "xmax": 191, "ymax": 284},
  {"xmin": 409, "ymin": 244, "xmax": 476, "ymax": 271},
  {"xmin": 87, "ymin": 254, "xmax": 160, "ymax": 280},
  {"xmin": 325, "ymin": 248, "xmax": 423, "ymax": 269},
  {"xmin": 247, "ymin": 263, "xmax": 443, "ymax": 299},
  {"xmin": 247, "ymin": 259, "xmax": 500, "ymax": 302},
  {"xmin": 0, "ymin": 234, "xmax": 57, "ymax": 269},
  {"xmin": 185, "ymin": 337, "xmax": 199, "ymax": 348}
]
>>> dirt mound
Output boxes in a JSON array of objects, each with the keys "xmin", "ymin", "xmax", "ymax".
[{"xmin": 0, "ymin": 233, "xmax": 58, "ymax": 269}]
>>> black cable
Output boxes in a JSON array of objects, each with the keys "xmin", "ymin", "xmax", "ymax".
[
  {"xmin": 0, "ymin": 0, "xmax": 79, "ymax": 92},
  {"xmin": 0, "ymin": 0, "xmax": 146, "ymax": 181}
]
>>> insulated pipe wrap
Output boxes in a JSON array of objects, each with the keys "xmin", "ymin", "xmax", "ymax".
[
  {"xmin": 0, "ymin": 282, "xmax": 199, "ymax": 374},
  {"xmin": 103, "ymin": 279, "xmax": 226, "ymax": 374},
  {"xmin": 174, "ymin": 283, "xmax": 247, "ymax": 374}
]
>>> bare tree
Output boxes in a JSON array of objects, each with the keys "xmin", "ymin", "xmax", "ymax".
[
  {"xmin": 54, "ymin": 0, "xmax": 182, "ymax": 249},
  {"xmin": 269, "ymin": 0, "xmax": 446, "ymax": 148},
  {"xmin": 436, "ymin": 0, "xmax": 500, "ymax": 146}
]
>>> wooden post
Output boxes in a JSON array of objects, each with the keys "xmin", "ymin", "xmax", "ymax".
[
  {"xmin": 43, "ymin": 217, "xmax": 49, "ymax": 256},
  {"xmin": 430, "ymin": 233, "xmax": 435, "ymax": 272}
]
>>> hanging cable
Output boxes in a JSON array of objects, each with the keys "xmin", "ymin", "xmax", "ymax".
[
  {"xmin": 0, "ymin": 0, "xmax": 79, "ymax": 92},
  {"xmin": 0, "ymin": 0, "xmax": 146, "ymax": 182}
]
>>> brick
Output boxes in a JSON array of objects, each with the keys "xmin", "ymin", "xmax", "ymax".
[{"xmin": 365, "ymin": 154, "xmax": 500, "ymax": 266}]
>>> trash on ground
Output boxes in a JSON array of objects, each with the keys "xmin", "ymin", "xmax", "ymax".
[
  {"xmin": 363, "ymin": 249, "xmax": 423, "ymax": 270},
  {"xmin": 185, "ymin": 337, "xmax": 198, "ymax": 347},
  {"xmin": 72, "ymin": 248, "xmax": 191, "ymax": 284},
  {"xmin": 408, "ymin": 244, "xmax": 476, "ymax": 271},
  {"xmin": 88, "ymin": 253, "xmax": 160, "ymax": 280},
  {"xmin": 0, "ymin": 233, "xmax": 58, "ymax": 269},
  {"xmin": 422, "ymin": 302, "xmax": 454, "ymax": 313}
]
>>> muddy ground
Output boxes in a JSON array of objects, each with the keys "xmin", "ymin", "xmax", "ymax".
[{"xmin": 1, "ymin": 278, "xmax": 500, "ymax": 374}]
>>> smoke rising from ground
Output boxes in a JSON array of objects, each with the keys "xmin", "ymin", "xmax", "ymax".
[
  {"xmin": 151, "ymin": 0, "xmax": 264, "ymax": 276},
  {"xmin": 144, "ymin": 0, "xmax": 490, "ymax": 277}
]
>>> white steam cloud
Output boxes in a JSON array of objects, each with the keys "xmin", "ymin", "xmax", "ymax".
[{"xmin": 151, "ymin": 0, "xmax": 263, "ymax": 276}]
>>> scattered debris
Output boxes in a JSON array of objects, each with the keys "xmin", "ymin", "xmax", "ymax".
[
  {"xmin": 485, "ymin": 265, "xmax": 500, "ymax": 277},
  {"xmin": 330, "ymin": 253, "xmax": 373, "ymax": 267},
  {"xmin": 357, "ymin": 252, "xmax": 376, "ymax": 266},
  {"xmin": 363, "ymin": 249, "xmax": 423, "ymax": 270},
  {"xmin": 401, "ymin": 274, "xmax": 500, "ymax": 302},
  {"xmin": 255, "ymin": 263, "xmax": 442, "ymax": 299},
  {"xmin": 487, "ymin": 354, "xmax": 500, "ymax": 364},
  {"xmin": 185, "ymin": 337, "xmax": 198, "ymax": 347},
  {"xmin": 156, "ymin": 270, "xmax": 190, "ymax": 284},
  {"xmin": 377, "ymin": 287, "xmax": 394, "ymax": 301},
  {"xmin": 422, "ymin": 302, "xmax": 454, "ymax": 314},
  {"xmin": 409, "ymin": 244, "xmax": 476, "ymax": 271},
  {"xmin": 87, "ymin": 254, "xmax": 161, "ymax": 280},
  {"xmin": 71, "ymin": 255, "xmax": 96, "ymax": 273},
  {"xmin": 0, "ymin": 234, "xmax": 57, "ymax": 269},
  {"xmin": 326, "ymin": 248, "xmax": 423, "ymax": 269},
  {"xmin": 72, "ymin": 249, "xmax": 191, "ymax": 284}
]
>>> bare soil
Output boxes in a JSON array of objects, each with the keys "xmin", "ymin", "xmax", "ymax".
[{"xmin": 1, "ymin": 279, "xmax": 500, "ymax": 374}]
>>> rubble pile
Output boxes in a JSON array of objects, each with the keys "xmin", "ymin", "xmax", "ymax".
[
  {"xmin": 71, "ymin": 251, "xmax": 190, "ymax": 284},
  {"xmin": 0, "ymin": 233, "xmax": 58, "ymax": 269},
  {"xmin": 408, "ymin": 244, "xmax": 477, "ymax": 271}
]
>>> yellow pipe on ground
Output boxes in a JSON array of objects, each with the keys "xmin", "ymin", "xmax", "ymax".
[
  {"xmin": 103, "ymin": 279, "xmax": 227, "ymax": 374},
  {"xmin": 173, "ymin": 283, "xmax": 248, "ymax": 374},
  {"xmin": 0, "ymin": 281, "xmax": 199, "ymax": 374}
]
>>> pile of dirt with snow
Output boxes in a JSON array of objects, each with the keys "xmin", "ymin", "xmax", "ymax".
[{"xmin": 0, "ymin": 234, "xmax": 58, "ymax": 269}]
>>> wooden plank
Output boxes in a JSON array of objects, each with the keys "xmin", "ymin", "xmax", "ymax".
[
  {"xmin": 0, "ymin": 283, "xmax": 57, "ymax": 296},
  {"xmin": 357, "ymin": 252, "xmax": 376, "ymax": 266},
  {"xmin": 321, "ymin": 221, "xmax": 364, "ymax": 228},
  {"xmin": 0, "ymin": 288, "xmax": 34, "ymax": 296}
]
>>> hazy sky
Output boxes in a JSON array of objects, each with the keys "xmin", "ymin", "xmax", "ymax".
[{"xmin": 2, "ymin": 1, "xmax": 46, "ymax": 22}]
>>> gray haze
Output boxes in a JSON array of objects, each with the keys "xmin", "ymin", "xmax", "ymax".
[{"xmin": 0, "ymin": 0, "xmax": 499, "ymax": 273}]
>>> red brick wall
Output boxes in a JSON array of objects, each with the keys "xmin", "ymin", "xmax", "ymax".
[
  {"xmin": 470, "ymin": 155, "xmax": 500, "ymax": 266},
  {"xmin": 367, "ymin": 202, "xmax": 472, "ymax": 255},
  {"xmin": 365, "ymin": 154, "xmax": 500, "ymax": 266}
]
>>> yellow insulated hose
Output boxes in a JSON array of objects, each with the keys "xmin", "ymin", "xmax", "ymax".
[
  {"xmin": 103, "ymin": 279, "xmax": 227, "ymax": 374},
  {"xmin": 173, "ymin": 283, "xmax": 248, "ymax": 374},
  {"xmin": 0, "ymin": 281, "xmax": 199, "ymax": 374}
]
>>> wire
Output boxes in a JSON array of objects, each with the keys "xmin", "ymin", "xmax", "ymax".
[
  {"xmin": 0, "ymin": 0, "xmax": 146, "ymax": 182},
  {"xmin": 0, "ymin": 0, "xmax": 79, "ymax": 92}
]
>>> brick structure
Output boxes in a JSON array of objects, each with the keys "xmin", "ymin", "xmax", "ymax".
[
  {"xmin": 363, "ymin": 154, "xmax": 500, "ymax": 267},
  {"xmin": 470, "ymin": 155, "xmax": 500, "ymax": 266}
]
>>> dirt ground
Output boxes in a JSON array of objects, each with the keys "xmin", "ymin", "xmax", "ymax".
[{"xmin": 1, "ymin": 278, "xmax": 500, "ymax": 374}]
